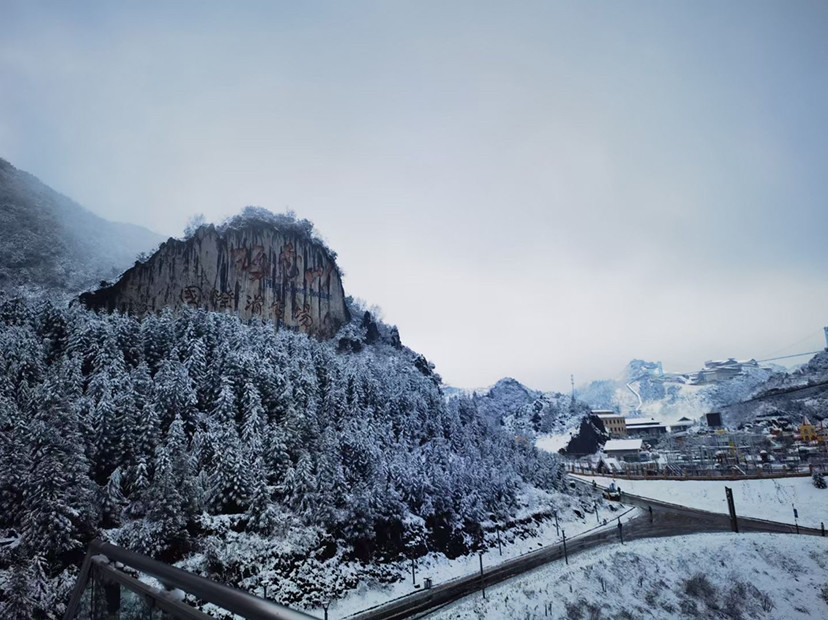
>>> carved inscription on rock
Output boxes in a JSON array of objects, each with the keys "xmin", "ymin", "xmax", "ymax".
[{"xmin": 79, "ymin": 224, "xmax": 349, "ymax": 339}]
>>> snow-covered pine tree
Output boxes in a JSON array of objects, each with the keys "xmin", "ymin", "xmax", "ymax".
[
  {"xmin": 153, "ymin": 358, "xmax": 197, "ymax": 434},
  {"xmin": 21, "ymin": 376, "xmax": 96, "ymax": 566},
  {"xmin": 246, "ymin": 458, "xmax": 280, "ymax": 534},
  {"xmin": 241, "ymin": 380, "xmax": 265, "ymax": 457},
  {"xmin": 207, "ymin": 421, "xmax": 251, "ymax": 514},
  {"xmin": 100, "ymin": 466, "xmax": 127, "ymax": 528},
  {"xmin": 212, "ymin": 376, "xmax": 238, "ymax": 429},
  {"xmin": 185, "ymin": 336, "xmax": 210, "ymax": 411}
]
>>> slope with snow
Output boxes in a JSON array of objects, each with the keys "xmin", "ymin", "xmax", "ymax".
[
  {"xmin": 578, "ymin": 475, "xmax": 828, "ymax": 529},
  {"xmin": 432, "ymin": 533, "xmax": 828, "ymax": 620},
  {"xmin": 311, "ymin": 496, "xmax": 640, "ymax": 618},
  {"xmin": 458, "ymin": 377, "xmax": 588, "ymax": 440},
  {"xmin": 0, "ymin": 157, "xmax": 162, "ymax": 296},
  {"xmin": 723, "ymin": 350, "xmax": 828, "ymax": 427}
]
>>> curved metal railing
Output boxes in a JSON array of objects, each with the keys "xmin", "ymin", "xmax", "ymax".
[{"xmin": 63, "ymin": 539, "xmax": 318, "ymax": 620}]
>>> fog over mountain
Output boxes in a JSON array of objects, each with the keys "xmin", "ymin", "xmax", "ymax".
[
  {"xmin": 0, "ymin": 159, "xmax": 162, "ymax": 297},
  {"xmin": 3, "ymin": 2, "xmax": 827, "ymax": 391}
]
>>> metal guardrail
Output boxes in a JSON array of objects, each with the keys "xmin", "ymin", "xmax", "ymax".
[
  {"xmin": 63, "ymin": 539, "xmax": 318, "ymax": 620},
  {"xmin": 567, "ymin": 462, "xmax": 814, "ymax": 481}
]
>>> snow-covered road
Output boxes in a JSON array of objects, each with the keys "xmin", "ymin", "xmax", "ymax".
[
  {"xmin": 431, "ymin": 532, "xmax": 828, "ymax": 619},
  {"xmin": 320, "ymin": 501, "xmax": 640, "ymax": 618},
  {"xmin": 576, "ymin": 474, "xmax": 828, "ymax": 529}
]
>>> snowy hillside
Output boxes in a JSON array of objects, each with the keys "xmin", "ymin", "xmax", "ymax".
[
  {"xmin": 723, "ymin": 350, "xmax": 828, "ymax": 427},
  {"xmin": 0, "ymin": 241, "xmax": 573, "ymax": 616},
  {"xmin": 434, "ymin": 532, "xmax": 828, "ymax": 619},
  {"xmin": 0, "ymin": 158, "xmax": 162, "ymax": 296},
  {"xmin": 456, "ymin": 377, "xmax": 588, "ymax": 439},
  {"xmin": 579, "ymin": 475, "xmax": 828, "ymax": 529}
]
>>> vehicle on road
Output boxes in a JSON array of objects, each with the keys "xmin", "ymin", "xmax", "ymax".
[{"xmin": 604, "ymin": 482, "xmax": 621, "ymax": 501}]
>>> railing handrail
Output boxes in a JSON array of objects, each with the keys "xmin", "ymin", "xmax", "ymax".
[{"xmin": 63, "ymin": 539, "xmax": 318, "ymax": 620}]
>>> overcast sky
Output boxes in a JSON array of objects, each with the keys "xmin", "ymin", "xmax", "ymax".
[{"xmin": 2, "ymin": 1, "xmax": 827, "ymax": 392}]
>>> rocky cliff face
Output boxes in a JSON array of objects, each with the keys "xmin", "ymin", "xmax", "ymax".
[{"xmin": 80, "ymin": 222, "xmax": 349, "ymax": 339}]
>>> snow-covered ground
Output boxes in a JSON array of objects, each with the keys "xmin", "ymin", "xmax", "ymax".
[
  {"xmin": 576, "ymin": 474, "xmax": 828, "ymax": 529},
  {"xmin": 317, "ymin": 498, "xmax": 641, "ymax": 619},
  {"xmin": 432, "ymin": 532, "xmax": 828, "ymax": 620},
  {"xmin": 535, "ymin": 432, "xmax": 571, "ymax": 455}
]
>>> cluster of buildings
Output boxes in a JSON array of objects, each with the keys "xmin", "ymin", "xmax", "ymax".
[
  {"xmin": 693, "ymin": 358, "xmax": 760, "ymax": 384},
  {"xmin": 593, "ymin": 410, "xmax": 711, "ymax": 460},
  {"xmin": 629, "ymin": 358, "xmax": 765, "ymax": 387},
  {"xmin": 592, "ymin": 410, "xmax": 684, "ymax": 459},
  {"xmin": 587, "ymin": 408, "xmax": 828, "ymax": 473},
  {"xmin": 593, "ymin": 410, "xmax": 696, "ymax": 438}
]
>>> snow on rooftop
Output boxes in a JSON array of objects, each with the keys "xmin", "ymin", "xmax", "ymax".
[
  {"xmin": 603, "ymin": 439, "xmax": 643, "ymax": 451},
  {"xmin": 625, "ymin": 417, "xmax": 661, "ymax": 426}
]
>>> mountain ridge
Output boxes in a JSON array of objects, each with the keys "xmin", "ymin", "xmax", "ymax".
[{"xmin": 0, "ymin": 157, "xmax": 163, "ymax": 296}]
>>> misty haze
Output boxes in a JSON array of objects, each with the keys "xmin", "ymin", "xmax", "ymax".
[{"xmin": 1, "ymin": 2, "xmax": 827, "ymax": 620}]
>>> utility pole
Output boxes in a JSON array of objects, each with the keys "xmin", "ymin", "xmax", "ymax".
[
  {"xmin": 562, "ymin": 529, "xmax": 568, "ymax": 565},
  {"xmin": 725, "ymin": 487, "xmax": 739, "ymax": 533},
  {"xmin": 479, "ymin": 552, "xmax": 486, "ymax": 598}
]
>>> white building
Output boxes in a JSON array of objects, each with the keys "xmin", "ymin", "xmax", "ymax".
[{"xmin": 603, "ymin": 438, "xmax": 643, "ymax": 459}]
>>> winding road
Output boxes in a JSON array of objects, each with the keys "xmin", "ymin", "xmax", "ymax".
[{"xmin": 348, "ymin": 477, "xmax": 823, "ymax": 620}]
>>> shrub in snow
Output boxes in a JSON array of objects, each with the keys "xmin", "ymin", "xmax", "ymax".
[
  {"xmin": 684, "ymin": 573, "xmax": 719, "ymax": 609},
  {"xmin": 812, "ymin": 471, "xmax": 826, "ymax": 489}
]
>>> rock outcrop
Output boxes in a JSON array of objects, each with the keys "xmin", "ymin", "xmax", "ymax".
[{"xmin": 80, "ymin": 220, "xmax": 349, "ymax": 339}]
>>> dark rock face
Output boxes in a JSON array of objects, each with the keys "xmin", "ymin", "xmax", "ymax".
[
  {"xmin": 80, "ymin": 223, "xmax": 350, "ymax": 339},
  {"xmin": 362, "ymin": 311, "xmax": 381, "ymax": 345},
  {"xmin": 563, "ymin": 414, "xmax": 609, "ymax": 456}
]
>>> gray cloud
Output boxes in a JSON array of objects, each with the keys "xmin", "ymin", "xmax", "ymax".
[{"xmin": 2, "ymin": 1, "xmax": 826, "ymax": 391}]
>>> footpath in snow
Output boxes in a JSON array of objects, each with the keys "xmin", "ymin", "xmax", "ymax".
[
  {"xmin": 318, "ymin": 495, "xmax": 641, "ymax": 618},
  {"xmin": 432, "ymin": 532, "xmax": 828, "ymax": 620},
  {"xmin": 576, "ymin": 474, "xmax": 828, "ymax": 529}
]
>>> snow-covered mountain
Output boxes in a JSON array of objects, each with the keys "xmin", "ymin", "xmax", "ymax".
[
  {"xmin": 0, "ymin": 211, "xmax": 574, "ymax": 615},
  {"xmin": 577, "ymin": 352, "xmax": 828, "ymax": 429},
  {"xmin": 722, "ymin": 350, "xmax": 828, "ymax": 427},
  {"xmin": 577, "ymin": 359, "xmax": 777, "ymax": 425},
  {"xmin": 0, "ymin": 158, "xmax": 162, "ymax": 297},
  {"xmin": 453, "ymin": 377, "xmax": 590, "ymax": 439}
]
